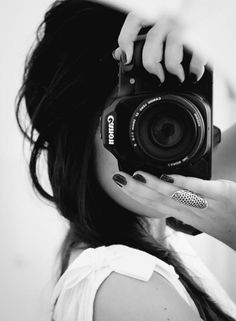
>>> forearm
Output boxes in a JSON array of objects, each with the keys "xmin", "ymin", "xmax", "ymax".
[{"xmin": 212, "ymin": 124, "xmax": 236, "ymax": 182}]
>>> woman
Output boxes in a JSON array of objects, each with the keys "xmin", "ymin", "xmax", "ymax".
[{"xmin": 15, "ymin": 0, "xmax": 236, "ymax": 320}]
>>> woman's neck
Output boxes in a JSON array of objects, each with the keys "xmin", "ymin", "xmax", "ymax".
[{"xmin": 146, "ymin": 218, "xmax": 170, "ymax": 245}]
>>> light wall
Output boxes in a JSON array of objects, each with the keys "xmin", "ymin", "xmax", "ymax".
[{"xmin": 0, "ymin": 1, "xmax": 235, "ymax": 321}]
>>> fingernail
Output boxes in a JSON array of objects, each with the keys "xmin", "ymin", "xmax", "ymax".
[
  {"xmin": 174, "ymin": 75, "xmax": 182, "ymax": 86},
  {"xmin": 121, "ymin": 50, "xmax": 127, "ymax": 64},
  {"xmin": 133, "ymin": 173, "xmax": 146, "ymax": 183},
  {"xmin": 160, "ymin": 174, "xmax": 174, "ymax": 184},
  {"xmin": 112, "ymin": 49, "xmax": 117, "ymax": 60},
  {"xmin": 190, "ymin": 73, "xmax": 197, "ymax": 84},
  {"xmin": 112, "ymin": 174, "xmax": 127, "ymax": 187}
]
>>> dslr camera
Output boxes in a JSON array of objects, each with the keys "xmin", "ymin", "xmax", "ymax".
[{"xmin": 101, "ymin": 36, "xmax": 220, "ymax": 179}]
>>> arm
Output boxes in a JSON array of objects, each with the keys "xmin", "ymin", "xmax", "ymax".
[
  {"xmin": 94, "ymin": 271, "xmax": 202, "ymax": 321},
  {"xmin": 213, "ymin": 124, "xmax": 236, "ymax": 182}
]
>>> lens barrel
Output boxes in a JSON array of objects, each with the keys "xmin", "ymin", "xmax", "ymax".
[{"xmin": 129, "ymin": 94, "xmax": 206, "ymax": 166}]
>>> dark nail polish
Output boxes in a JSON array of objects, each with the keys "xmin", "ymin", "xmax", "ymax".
[
  {"xmin": 178, "ymin": 81, "xmax": 183, "ymax": 87},
  {"xmin": 173, "ymin": 75, "xmax": 182, "ymax": 86},
  {"xmin": 160, "ymin": 174, "xmax": 174, "ymax": 184},
  {"xmin": 121, "ymin": 51, "xmax": 127, "ymax": 64},
  {"xmin": 112, "ymin": 174, "xmax": 127, "ymax": 187},
  {"xmin": 133, "ymin": 174, "xmax": 146, "ymax": 183},
  {"xmin": 176, "ymin": 78, "xmax": 182, "ymax": 86},
  {"xmin": 112, "ymin": 49, "xmax": 117, "ymax": 60},
  {"xmin": 190, "ymin": 73, "xmax": 197, "ymax": 84}
]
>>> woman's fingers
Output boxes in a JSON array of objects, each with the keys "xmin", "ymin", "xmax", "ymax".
[
  {"xmin": 133, "ymin": 171, "xmax": 177, "ymax": 196},
  {"xmin": 165, "ymin": 174, "xmax": 222, "ymax": 199},
  {"xmin": 118, "ymin": 12, "xmax": 151, "ymax": 64},
  {"xmin": 165, "ymin": 30, "xmax": 185, "ymax": 82},
  {"xmin": 189, "ymin": 53, "xmax": 207, "ymax": 81},
  {"xmin": 117, "ymin": 13, "xmax": 174, "ymax": 82},
  {"xmin": 112, "ymin": 171, "xmax": 207, "ymax": 229},
  {"xmin": 112, "ymin": 172, "xmax": 175, "ymax": 217},
  {"xmin": 112, "ymin": 47, "xmax": 122, "ymax": 61},
  {"xmin": 115, "ymin": 13, "xmax": 207, "ymax": 84},
  {"xmin": 132, "ymin": 171, "xmax": 218, "ymax": 199},
  {"xmin": 142, "ymin": 21, "xmax": 172, "ymax": 82}
]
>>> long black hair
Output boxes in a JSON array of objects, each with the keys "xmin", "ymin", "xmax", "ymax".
[{"xmin": 15, "ymin": 1, "xmax": 235, "ymax": 320}]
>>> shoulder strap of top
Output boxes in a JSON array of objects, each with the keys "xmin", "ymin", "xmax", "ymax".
[
  {"xmin": 51, "ymin": 244, "xmax": 179, "ymax": 301},
  {"xmin": 50, "ymin": 244, "xmax": 197, "ymax": 321}
]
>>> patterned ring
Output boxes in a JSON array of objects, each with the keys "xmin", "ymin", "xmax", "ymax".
[{"xmin": 171, "ymin": 189, "xmax": 208, "ymax": 209}]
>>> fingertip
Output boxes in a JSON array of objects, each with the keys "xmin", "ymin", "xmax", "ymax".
[
  {"xmin": 112, "ymin": 172, "xmax": 127, "ymax": 187},
  {"xmin": 189, "ymin": 73, "xmax": 198, "ymax": 84},
  {"xmin": 155, "ymin": 64, "xmax": 165, "ymax": 83},
  {"xmin": 159, "ymin": 174, "xmax": 174, "ymax": 184},
  {"xmin": 125, "ymin": 45, "xmax": 133, "ymax": 65},
  {"xmin": 142, "ymin": 60, "xmax": 165, "ymax": 83},
  {"xmin": 189, "ymin": 56, "xmax": 206, "ymax": 82},
  {"xmin": 165, "ymin": 62, "xmax": 185, "ymax": 83},
  {"xmin": 118, "ymin": 46, "xmax": 133, "ymax": 65},
  {"xmin": 112, "ymin": 47, "xmax": 133, "ymax": 65},
  {"xmin": 176, "ymin": 64, "xmax": 185, "ymax": 83},
  {"xmin": 163, "ymin": 174, "xmax": 185, "ymax": 185},
  {"xmin": 112, "ymin": 47, "xmax": 121, "ymax": 61},
  {"xmin": 133, "ymin": 173, "xmax": 147, "ymax": 183},
  {"xmin": 180, "ymin": 70, "xmax": 185, "ymax": 83},
  {"xmin": 197, "ymin": 69, "xmax": 205, "ymax": 82},
  {"xmin": 189, "ymin": 70, "xmax": 205, "ymax": 83},
  {"xmin": 113, "ymin": 170, "xmax": 128, "ymax": 177}
]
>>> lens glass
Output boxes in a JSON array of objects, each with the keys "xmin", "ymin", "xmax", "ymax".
[{"xmin": 150, "ymin": 115, "xmax": 184, "ymax": 148}]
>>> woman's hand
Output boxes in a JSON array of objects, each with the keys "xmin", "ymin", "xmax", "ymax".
[
  {"xmin": 113, "ymin": 12, "xmax": 207, "ymax": 83},
  {"xmin": 112, "ymin": 171, "xmax": 236, "ymax": 251}
]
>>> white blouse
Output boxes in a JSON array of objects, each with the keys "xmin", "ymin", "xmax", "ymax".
[{"xmin": 50, "ymin": 244, "xmax": 200, "ymax": 321}]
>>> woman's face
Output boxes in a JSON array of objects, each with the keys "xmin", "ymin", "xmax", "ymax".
[{"xmin": 94, "ymin": 127, "xmax": 169, "ymax": 219}]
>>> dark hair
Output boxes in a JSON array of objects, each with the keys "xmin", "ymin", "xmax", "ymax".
[{"xmin": 16, "ymin": 1, "xmax": 235, "ymax": 320}]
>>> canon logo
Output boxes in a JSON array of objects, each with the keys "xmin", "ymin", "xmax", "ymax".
[{"xmin": 107, "ymin": 115, "xmax": 115, "ymax": 145}]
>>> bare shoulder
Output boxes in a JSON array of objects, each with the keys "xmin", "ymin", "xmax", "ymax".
[{"xmin": 94, "ymin": 271, "xmax": 202, "ymax": 321}]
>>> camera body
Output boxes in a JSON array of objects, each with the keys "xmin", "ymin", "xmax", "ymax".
[{"xmin": 101, "ymin": 36, "xmax": 216, "ymax": 179}]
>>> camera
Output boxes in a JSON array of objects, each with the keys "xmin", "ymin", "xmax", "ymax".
[{"xmin": 101, "ymin": 36, "xmax": 220, "ymax": 180}]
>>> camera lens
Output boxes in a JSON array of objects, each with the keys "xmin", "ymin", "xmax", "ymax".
[
  {"xmin": 129, "ymin": 95, "xmax": 206, "ymax": 165},
  {"xmin": 150, "ymin": 115, "xmax": 184, "ymax": 148}
]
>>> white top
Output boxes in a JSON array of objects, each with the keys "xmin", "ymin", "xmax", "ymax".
[{"xmin": 50, "ymin": 244, "xmax": 200, "ymax": 321}]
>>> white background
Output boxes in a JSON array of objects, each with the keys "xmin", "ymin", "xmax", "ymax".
[{"xmin": 0, "ymin": 1, "xmax": 236, "ymax": 321}]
